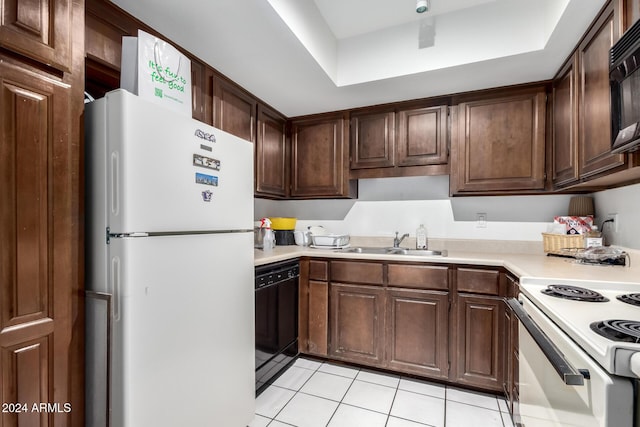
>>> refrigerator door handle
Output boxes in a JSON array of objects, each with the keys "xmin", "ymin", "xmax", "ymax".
[
  {"xmin": 110, "ymin": 256, "xmax": 121, "ymax": 321},
  {"xmin": 110, "ymin": 151, "xmax": 119, "ymax": 216}
]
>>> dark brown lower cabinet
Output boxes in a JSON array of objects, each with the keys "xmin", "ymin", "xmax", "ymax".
[
  {"xmin": 329, "ymin": 283, "xmax": 385, "ymax": 366},
  {"xmin": 386, "ymin": 288, "xmax": 449, "ymax": 378},
  {"xmin": 301, "ymin": 259, "xmax": 512, "ymax": 395},
  {"xmin": 453, "ymin": 294, "xmax": 504, "ymax": 392}
]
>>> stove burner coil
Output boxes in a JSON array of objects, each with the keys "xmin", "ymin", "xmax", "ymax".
[
  {"xmin": 541, "ymin": 284, "xmax": 609, "ymax": 302},
  {"xmin": 617, "ymin": 293, "xmax": 640, "ymax": 307},
  {"xmin": 590, "ymin": 319, "xmax": 640, "ymax": 343}
]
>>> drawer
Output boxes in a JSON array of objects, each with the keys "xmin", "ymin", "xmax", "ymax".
[
  {"xmin": 456, "ymin": 267, "xmax": 500, "ymax": 295},
  {"xmin": 330, "ymin": 261, "xmax": 383, "ymax": 285},
  {"xmin": 387, "ymin": 264, "xmax": 449, "ymax": 290},
  {"xmin": 309, "ymin": 260, "xmax": 328, "ymax": 281}
]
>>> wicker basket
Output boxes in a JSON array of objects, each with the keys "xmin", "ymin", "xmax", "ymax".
[{"xmin": 542, "ymin": 233, "xmax": 585, "ymax": 253}]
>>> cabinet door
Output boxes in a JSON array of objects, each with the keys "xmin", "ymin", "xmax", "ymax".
[
  {"xmin": 350, "ymin": 111, "xmax": 395, "ymax": 169},
  {"xmin": 305, "ymin": 280, "xmax": 329, "ymax": 356},
  {"xmin": 329, "ymin": 283, "xmax": 385, "ymax": 367},
  {"xmin": 578, "ymin": 2, "xmax": 625, "ymax": 178},
  {"xmin": 256, "ymin": 104, "xmax": 288, "ymax": 197},
  {"xmin": 0, "ymin": 0, "xmax": 71, "ymax": 71},
  {"xmin": 290, "ymin": 114, "xmax": 353, "ymax": 198},
  {"xmin": 0, "ymin": 57, "xmax": 74, "ymax": 426},
  {"xmin": 191, "ymin": 60, "xmax": 208, "ymax": 123},
  {"xmin": 386, "ymin": 288, "xmax": 449, "ymax": 379},
  {"xmin": 396, "ymin": 105, "xmax": 448, "ymax": 166},
  {"xmin": 213, "ymin": 76, "xmax": 257, "ymax": 142},
  {"xmin": 552, "ymin": 56, "xmax": 580, "ymax": 187},
  {"xmin": 453, "ymin": 294, "xmax": 504, "ymax": 391},
  {"xmin": 450, "ymin": 89, "xmax": 546, "ymax": 194}
]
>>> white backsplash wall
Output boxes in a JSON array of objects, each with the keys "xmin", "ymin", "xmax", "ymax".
[
  {"xmin": 255, "ymin": 176, "xmax": 579, "ymax": 242},
  {"xmin": 593, "ymin": 182, "xmax": 640, "ymax": 249}
]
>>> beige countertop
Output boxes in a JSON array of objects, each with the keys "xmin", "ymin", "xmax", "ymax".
[{"xmin": 254, "ymin": 244, "xmax": 640, "ymax": 284}]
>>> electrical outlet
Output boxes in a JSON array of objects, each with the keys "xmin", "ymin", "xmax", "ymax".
[
  {"xmin": 606, "ymin": 213, "xmax": 619, "ymax": 232},
  {"xmin": 476, "ymin": 213, "xmax": 487, "ymax": 228}
]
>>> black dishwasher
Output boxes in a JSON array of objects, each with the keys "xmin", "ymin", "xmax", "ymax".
[{"xmin": 255, "ymin": 260, "xmax": 299, "ymax": 395}]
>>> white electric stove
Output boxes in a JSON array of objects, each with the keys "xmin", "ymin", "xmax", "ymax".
[
  {"xmin": 513, "ymin": 276, "xmax": 640, "ymax": 427},
  {"xmin": 520, "ymin": 277, "xmax": 640, "ymax": 377}
]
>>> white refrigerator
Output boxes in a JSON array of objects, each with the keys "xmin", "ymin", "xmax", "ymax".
[{"xmin": 84, "ymin": 89, "xmax": 255, "ymax": 427}]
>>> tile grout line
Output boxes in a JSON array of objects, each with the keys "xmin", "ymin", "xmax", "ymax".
[
  {"xmin": 322, "ymin": 363, "xmax": 360, "ymax": 427},
  {"xmin": 383, "ymin": 377, "xmax": 400, "ymax": 427}
]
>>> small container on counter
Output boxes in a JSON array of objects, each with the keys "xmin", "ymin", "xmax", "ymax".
[{"xmin": 416, "ymin": 224, "xmax": 428, "ymax": 250}]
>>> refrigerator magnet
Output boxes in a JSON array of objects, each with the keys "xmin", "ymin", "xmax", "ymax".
[
  {"xmin": 195, "ymin": 172, "xmax": 218, "ymax": 186},
  {"xmin": 193, "ymin": 154, "xmax": 221, "ymax": 171},
  {"xmin": 201, "ymin": 190, "xmax": 213, "ymax": 202}
]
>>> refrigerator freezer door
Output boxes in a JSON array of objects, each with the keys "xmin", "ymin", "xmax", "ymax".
[
  {"xmin": 86, "ymin": 89, "xmax": 253, "ymax": 234},
  {"xmin": 90, "ymin": 232, "xmax": 255, "ymax": 427}
]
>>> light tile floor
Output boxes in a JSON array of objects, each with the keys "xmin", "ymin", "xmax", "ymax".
[{"xmin": 250, "ymin": 358, "xmax": 515, "ymax": 427}]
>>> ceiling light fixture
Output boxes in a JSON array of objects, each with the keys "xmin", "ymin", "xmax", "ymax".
[{"xmin": 416, "ymin": 0, "xmax": 429, "ymax": 13}]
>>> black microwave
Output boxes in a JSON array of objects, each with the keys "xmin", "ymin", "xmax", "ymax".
[{"xmin": 610, "ymin": 19, "xmax": 640, "ymax": 153}]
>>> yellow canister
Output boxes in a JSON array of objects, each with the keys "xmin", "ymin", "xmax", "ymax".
[{"xmin": 269, "ymin": 217, "xmax": 297, "ymax": 230}]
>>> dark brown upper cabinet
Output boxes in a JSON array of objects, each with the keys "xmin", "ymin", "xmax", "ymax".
[
  {"xmin": 577, "ymin": 1, "xmax": 625, "ymax": 179},
  {"xmin": 290, "ymin": 112, "xmax": 356, "ymax": 198},
  {"xmin": 450, "ymin": 86, "xmax": 547, "ymax": 195},
  {"xmin": 213, "ymin": 76, "xmax": 257, "ymax": 142},
  {"xmin": 350, "ymin": 104, "xmax": 449, "ymax": 179},
  {"xmin": 255, "ymin": 104, "xmax": 288, "ymax": 198}
]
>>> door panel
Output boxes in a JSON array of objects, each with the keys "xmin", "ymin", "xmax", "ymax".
[
  {"xmin": 386, "ymin": 289, "xmax": 449, "ymax": 378},
  {"xmin": 330, "ymin": 283, "xmax": 385, "ymax": 366},
  {"xmin": 0, "ymin": 0, "xmax": 71, "ymax": 71},
  {"xmin": 0, "ymin": 54, "xmax": 73, "ymax": 427}
]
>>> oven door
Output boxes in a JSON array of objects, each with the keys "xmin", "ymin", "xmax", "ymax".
[{"xmin": 508, "ymin": 296, "xmax": 634, "ymax": 427}]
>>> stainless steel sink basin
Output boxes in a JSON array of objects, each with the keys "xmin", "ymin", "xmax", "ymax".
[
  {"xmin": 387, "ymin": 248, "xmax": 448, "ymax": 257},
  {"xmin": 338, "ymin": 247, "xmax": 447, "ymax": 257}
]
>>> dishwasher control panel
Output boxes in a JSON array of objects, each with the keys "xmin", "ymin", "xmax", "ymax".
[{"xmin": 255, "ymin": 261, "xmax": 299, "ymax": 289}]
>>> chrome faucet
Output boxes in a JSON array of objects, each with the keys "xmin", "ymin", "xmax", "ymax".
[{"xmin": 393, "ymin": 232, "xmax": 410, "ymax": 248}]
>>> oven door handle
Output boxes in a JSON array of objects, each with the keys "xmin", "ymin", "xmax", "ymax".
[{"xmin": 506, "ymin": 298, "xmax": 588, "ymax": 386}]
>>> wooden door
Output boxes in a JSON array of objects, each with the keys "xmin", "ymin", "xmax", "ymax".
[
  {"xmin": 0, "ymin": 0, "xmax": 71, "ymax": 72},
  {"xmin": 552, "ymin": 56, "xmax": 580, "ymax": 187},
  {"xmin": 213, "ymin": 76, "xmax": 257, "ymax": 142},
  {"xmin": 255, "ymin": 104, "xmax": 288, "ymax": 197},
  {"xmin": 0, "ymin": 54, "xmax": 76, "ymax": 427},
  {"xmin": 396, "ymin": 105, "xmax": 448, "ymax": 166},
  {"xmin": 386, "ymin": 288, "xmax": 449, "ymax": 379},
  {"xmin": 329, "ymin": 283, "xmax": 385, "ymax": 367},
  {"xmin": 578, "ymin": 2, "xmax": 625, "ymax": 178},
  {"xmin": 453, "ymin": 294, "xmax": 504, "ymax": 391},
  {"xmin": 350, "ymin": 110, "xmax": 395, "ymax": 169},
  {"xmin": 450, "ymin": 89, "xmax": 546, "ymax": 194},
  {"xmin": 290, "ymin": 113, "xmax": 353, "ymax": 198}
]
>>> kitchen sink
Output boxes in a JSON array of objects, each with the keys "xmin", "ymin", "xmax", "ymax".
[{"xmin": 338, "ymin": 247, "xmax": 447, "ymax": 257}]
